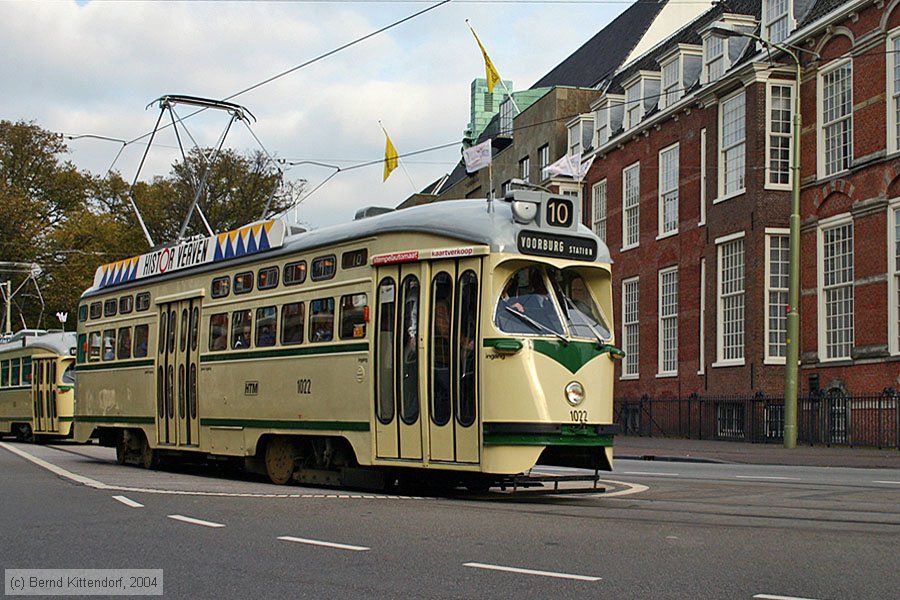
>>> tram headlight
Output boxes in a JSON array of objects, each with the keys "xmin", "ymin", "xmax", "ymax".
[{"xmin": 565, "ymin": 381, "xmax": 585, "ymax": 406}]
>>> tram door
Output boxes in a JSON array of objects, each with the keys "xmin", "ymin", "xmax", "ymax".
[
  {"xmin": 427, "ymin": 258, "xmax": 481, "ymax": 464},
  {"xmin": 374, "ymin": 263, "xmax": 424, "ymax": 461},
  {"xmin": 31, "ymin": 358, "xmax": 58, "ymax": 433},
  {"xmin": 155, "ymin": 298, "xmax": 201, "ymax": 447}
]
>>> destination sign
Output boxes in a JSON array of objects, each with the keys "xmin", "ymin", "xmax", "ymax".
[
  {"xmin": 545, "ymin": 196, "xmax": 574, "ymax": 228},
  {"xmin": 517, "ymin": 230, "xmax": 598, "ymax": 261}
]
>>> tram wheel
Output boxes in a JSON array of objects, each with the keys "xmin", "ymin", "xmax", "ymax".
[
  {"xmin": 265, "ymin": 437, "xmax": 296, "ymax": 485},
  {"xmin": 139, "ymin": 435, "xmax": 159, "ymax": 470},
  {"xmin": 15, "ymin": 423, "xmax": 34, "ymax": 443}
]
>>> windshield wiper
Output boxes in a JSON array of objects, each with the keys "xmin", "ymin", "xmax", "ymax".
[
  {"xmin": 561, "ymin": 294, "xmax": 609, "ymax": 348},
  {"xmin": 504, "ymin": 306, "xmax": 568, "ymax": 345}
]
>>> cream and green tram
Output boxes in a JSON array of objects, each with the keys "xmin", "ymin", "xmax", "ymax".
[
  {"xmin": 0, "ymin": 331, "xmax": 76, "ymax": 442},
  {"xmin": 74, "ymin": 191, "xmax": 622, "ymax": 487}
]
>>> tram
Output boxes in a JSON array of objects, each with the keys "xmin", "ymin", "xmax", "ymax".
[
  {"xmin": 73, "ymin": 191, "xmax": 622, "ymax": 487},
  {"xmin": 0, "ymin": 330, "xmax": 76, "ymax": 442}
]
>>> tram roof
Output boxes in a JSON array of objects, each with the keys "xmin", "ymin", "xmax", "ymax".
[{"xmin": 0, "ymin": 331, "xmax": 76, "ymax": 356}]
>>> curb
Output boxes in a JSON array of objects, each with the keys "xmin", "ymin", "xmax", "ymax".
[{"xmin": 616, "ymin": 454, "xmax": 730, "ymax": 465}]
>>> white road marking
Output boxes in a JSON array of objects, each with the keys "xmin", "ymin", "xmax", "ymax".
[
  {"xmin": 753, "ymin": 594, "xmax": 822, "ymax": 600},
  {"xmin": 464, "ymin": 562, "xmax": 601, "ymax": 582},
  {"xmin": 596, "ymin": 479, "xmax": 649, "ymax": 498},
  {"xmin": 277, "ymin": 536, "xmax": 369, "ymax": 552},
  {"xmin": 735, "ymin": 476, "xmax": 798, "ymax": 481},
  {"xmin": 873, "ymin": 480, "xmax": 900, "ymax": 485},
  {"xmin": 112, "ymin": 495, "xmax": 144, "ymax": 508},
  {"xmin": 622, "ymin": 471, "xmax": 681, "ymax": 477},
  {"xmin": 168, "ymin": 515, "xmax": 225, "ymax": 528}
]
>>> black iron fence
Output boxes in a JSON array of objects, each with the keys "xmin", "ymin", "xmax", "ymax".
[{"xmin": 614, "ymin": 388, "xmax": 900, "ymax": 449}]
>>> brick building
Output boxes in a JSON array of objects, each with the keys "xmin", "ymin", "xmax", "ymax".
[{"xmin": 576, "ymin": 0, "xmax": 900, "ymax": 400}]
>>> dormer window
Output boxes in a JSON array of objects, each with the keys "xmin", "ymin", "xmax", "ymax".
[
  {"xmin": 703, "ymin": 15, "xmax": 757, "ymax": 84},
  {"xmin": 705, "ymin": 35, "xmax": 726, "ymax": 82},
  {"xmin": 623, "ymin": 72, "xmax": 660, "ymax": 131},
  {"xmin": 763, "ymin": 0, "xmax": 791, "ymax": 44},
  {"xmin": 592, "ymin": 94, "xmax": 624, "ymax": 148},
  {"xmin": 658, "ymin": 45, "xmax": 702, "ymax": 110},
  {"xmin": 567, "ymin": 115, "xmax": 594, "ymax": 156}
]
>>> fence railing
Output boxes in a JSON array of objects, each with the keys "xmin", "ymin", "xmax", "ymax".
[{"xmin": 614, "ymin": 388, "xmax": 900, "ymax": 449}]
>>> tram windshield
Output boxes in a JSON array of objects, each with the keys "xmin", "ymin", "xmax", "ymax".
[{"xmin": 495, "ymin": 265, "xmax": 610, "ymax": 342}]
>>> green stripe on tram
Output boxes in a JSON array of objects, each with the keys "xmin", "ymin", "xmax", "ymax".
[
  {"xmin": 483, "ymin": 338, "xmax": 617, "ymax": 374},
  {"xmin": 76, "ymin": 415, "xmax": 156, "ymax": 425},
  {"xmin": 200, "ymin": 418, "xmax": 369, "ymax": 431},
  {"xmin": 200, "ymin": 342, "xmax": 368, "ymax": 363},
  {"xmin": 483, "ymin": 424, "xmax": 614, "ymax": 447},
  {"xmin": 76, "ymin": 359, "xmax": 154, "ymax": 372},
  {"xmin": 0, "ymin": 386, "xmax": 31, "ymax": 392}
]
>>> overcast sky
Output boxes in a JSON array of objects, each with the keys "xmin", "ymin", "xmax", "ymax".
[{"xmin": 2, "ymin": 0, "xmax": 629, "ymax": 231}]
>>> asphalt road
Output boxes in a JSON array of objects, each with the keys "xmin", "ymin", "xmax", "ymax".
[{"xmin": 1, "ymin": 441, "xmax": 898, "ymax": 600}]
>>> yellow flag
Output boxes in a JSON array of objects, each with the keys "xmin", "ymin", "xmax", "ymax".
[
  {"xmin": 383, "ymin": 130, "xmax": 398, "ymax": 182},
  {"xmin": 468, "ymin": 22, "xmax": 501, "ymax": 94}
]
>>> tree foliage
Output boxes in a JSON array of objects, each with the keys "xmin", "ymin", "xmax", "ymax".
[{"xmin": 0, "ymin": 119, "xmax": 302, "ymax": 331}]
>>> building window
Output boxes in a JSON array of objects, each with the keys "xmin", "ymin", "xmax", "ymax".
[
  {"xmin": 700, "ymin": 128, "xmax": 707, "ymax": 225},
  {"xmin": 820, "ymin": 220, "xmax": 854, "ymax": 360},
  {"xmin": 893, "ymin": 206, "xmax": 900, "ymax": 353},
  {"xmin": 766, "ymin": 231, "xmax": 789, "ymax": 361},
  {"xmin": 591, "ymin": 179, "xmax": 607, "ymax": 242},
  {"xmin": 568, "ymin": 116, "xmax": 594, "ymax": 156},
  {"xmin": 820, "ymin": 61, "xmax": 853, "ymax": 177},
  {"xmin": 720, "ymin": 90, "xmax": 746, "ymax": 198},
  {"xmin": 660, "ymin": 56, "xmax": 681, "ymax": 109},
  {"xmin": 622, "ymin": 163, "xmax": 640, "ymax": 249},
  {"xmin": 538, "ymin": 144, "xmax": 550, "ymax": 173},
  {"xmin": 658, "ymin": 267, "xmax": 678, "ymax": 375},
  {"xmin": 889, "ymin": 32, "xmax": 900, "ymax": 154},
  {"xmin": 767, "ymin": 83, "xmax": 793, "ymax": 187},
  {"xmin": 595, "ymin": 105, "xmax": 609, "ymax": 147},
  {"xmin": 519, "ymin": 155, "xmax": 530, "ymax": 183},
  {"xmin": 499, "ymin": 97, "xmax": 514, "ymax": 136},
  {"xmin": 625, "ymin": 81, "xmax": 642, "ymax": 130},
  {"xmin": 704, "ymin": 34, "xmax": 725, "ymax": 82},
  {"xmin": 717, "ymin": 235, "xmax": 745, "ymax": 363},
  {"xmin": 763, "ymin": 0, "xmax": 790, "ymax": 45},
  {"xmin": 622, "ymin": 277, "xmax": 639, "ymax": 378},
  {"xmin": 659, "ymin": 144, "xmax": 679, "ymax": 236}
]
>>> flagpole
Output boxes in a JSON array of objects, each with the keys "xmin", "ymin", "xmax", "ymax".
[
  {"xmin": 466, "ymin": 20, "xmax": 519, "ymax": 115},
  {"xmin": 488, "ymin": 161, "xmax": 494, "ymax": 213}
]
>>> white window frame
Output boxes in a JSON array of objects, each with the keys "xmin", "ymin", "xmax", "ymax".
[
  {"xmin": 519, "ymin": 155, "xmax": 530, "ymax": 183},
  {"xmin": 717, "ymin": 89, "xmax": 746, "ymax": 201},
  {"xmin": 699, "ymin": 128, "xmax": 707, "ymax": 225},
  {"xmin": 658, "ymin": 267, "xmax": 679, "ymax": 377},
  {"xmin": 698, "ymin": 257, "xmax": 706, "ymax": 375},
  {"xmin": 660, "ymin": 55, "xmax": 681, "ymax": 110},
  {"xmin": 703, "ymin": 33, "xmax": 727, "ymax": 83},
  {"xmin": 765, "ymin": 228, "xmax": 790, "ymax": 364},
  {"xmin": 591, "ymin": 179, "xmax": 608, "ymax": 242},
  {"xmin": 817, "ymin": 214, "xmax": 854, "ymax": 362},
  {"xmin": 817, "ymin": 59, "xmax": 853, "ymax": 179},
  {"xmin": 889, "ymin": 199, "xmax": 900, "ymax": 355},
  {"xmin": 594, "ymin": 104, "xmax": 610, "ymax": 148},
  {"xmin": 567, "ymin": 115, "xmax": 594, "ymax": 156},
  {"xmin": 762, "ymin": 0, "xmax": 792, "ymax": 45},
  {"xmin": 538, "ymin": 144, "xmax": 550, "ymax": 173},
  {"xmin": 766, "ymin": 81, "xmax": 795, "ymax": 190},
  {"xmin": 622, "ymin": 162, "xmax": 640, "ymax": 251},
  {"xmin": 887, "ymin": 28, "xmax": 900, "ymax": 155},
  {"xmin": 658, "ymin": 143, "xmax": 679, "ymax": 239},
  {"xmin": 622, "ymin": 277, "xmax": 640, "ymax": 379},
  {"xmin": 624, "ymin": 79, "xmax": 643, "ymax": 131},
  {"xmin": 714, "ymin": 231, "xmax": 746, "ymax": 367}
]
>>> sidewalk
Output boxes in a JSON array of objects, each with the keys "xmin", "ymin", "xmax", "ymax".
[{"xmin": 615, "ymin": 436, "xmax": 900, "ymax": 469}]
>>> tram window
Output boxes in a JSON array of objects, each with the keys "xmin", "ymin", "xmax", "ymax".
[
  {"xmin": 62, "ymin": 363, "xmax": 75, "ymax": 385},
  {"xmin": 77, "ymin": 334, "xmax": 87, "ymax": 364},
  {"xmin": 208, "ymin": 314, "xmax": 228, "ymax": 351},
  {"xmin": 78, "ymin": 305, "xmax": 88, "ymax": 323},
  {"xmin": 430, "ymin": 273, "xmax": 453, "ymax": 426},
  {"xmin": 10, "ymin": 358, "xmax": 20, "ymax": 386},
  {"xmin": 255, "ymin": 306, "xmax": 277, "ymax": 347},
  {"xmin": 211, "ymin": 276, "xmax": 230, "ymax": 298},
  {"xmin": 376, "ymin": 278, "xmax": 396, "ymax": 424},
  {"xmin": 309, "ymin": 298, "xmax": 334, "ymax": 342},
  {"xmin": 258, "ymin": 267, "xmax": 279, "ymax": 290},
  {"xmin": 102, "ymin": 329, "xmax": 116, "ymax": 361},
  {"xmin": 231, "ymin": 310, "xmax": 252, "ymax": 349},
  {"xmin": 22, "ymin": 357, "xmax": 31, "ymax": 384},
  {"xmin": 341, "ymin": 249, "xmax": 368, "ymax": 270},
  {"xmin": 133, "ymin": 325, "xmax": 150, "ymax": 358},
  {"xmin": 119, "ymin": 295, "xmax": 134, "ymax": 315},
  {"xmin": 339, "ymin": 293, "xmax": 368, "ymax": 339},
  {"xmin": 136, "ymin": 292, "xmax": 151, "ymax": 312},
  {"xmin": 0, "ymin": 360, "xmax": 7, "ymax": 387},
  {"xmin": 89, "ymin": 332, "xmax": 102, "ymax": 361},
  {"xmin": 167, "ymin": 310, "xmax": 176, "ymax": 354},
  {"xmin": 191, "ymin": 307, "xmax": 199, "ymax": 352},
  {"xmin": 549, "ymin": 267, "xmax": 612, "ymax": 341},
  {"xmin": 117, "ymin": 327, "xmax": 132, "ymax": 360},
  {"xmin": 104, "ymin": 299, "xmax": 117, "ymax": 317},
  {"xmin": 234, "ymin": 272, "xmax": 254, "ymax": 295},
  {"xmin": 311, "ymin": 255, "xmax": 336, "ymax": 281},
  {"xmin": 284, "ymin": 261, "xmax": 307, "ymax": 286},
  {"xmin": 400, "ymin": 276, "xmax": 420, "ymax": 425},
  {"xmin": 495, "ymin": 266, "xmax": 563, "ymax": 337},
  {"xmin": 457, "ymin": 270, "xmax": 479, "ymax": 428},
  {"xmin": 180, "ymin": 308, "xmax": 188, "ymax": 352},
  {"xmin": 89, "ymin": 302, "xmax": 102, "ymax": 320},
  {"xmin": 281, "ymin": 302, "xmax": 304, "ymax": 345},
  {"xmin": 158, "ymin": 309, "xmax": 167, "ymax": 355}
]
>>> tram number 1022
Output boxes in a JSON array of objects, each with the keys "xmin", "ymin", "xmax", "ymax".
[
  {"xmin": 569, "ymin": 409, "xmax": 588, "ymax": 424},
  {"xmin": 545, "ymin": 196, "xmax": 574, "ymax": 229}
]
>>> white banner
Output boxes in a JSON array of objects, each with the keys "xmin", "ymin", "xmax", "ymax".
[{"xmin": 463, "ymin": 139, "xmax": 492, "ymax": 173}]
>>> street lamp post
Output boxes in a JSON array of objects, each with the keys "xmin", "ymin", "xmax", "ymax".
[{"xmin": 709, "ymin": 23, "xmax": 801, "ymax": 448}]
